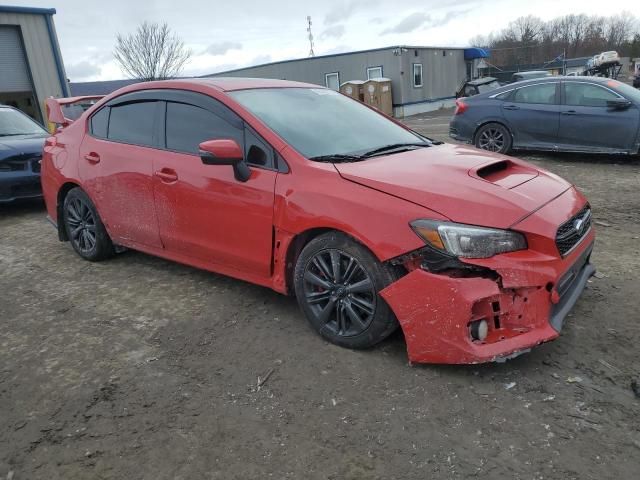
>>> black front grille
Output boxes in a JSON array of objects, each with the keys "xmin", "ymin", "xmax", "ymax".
[
  {"xmin": 31, "ymin": 159, "xmax": 41, "ymax": 173},
  {"xmin": 555, "ymin": 205, "xmax": 592, "ymax": 256},
  {"xmin": 0, "ymin": 160, "xmax": 28, "ymax": 172}
]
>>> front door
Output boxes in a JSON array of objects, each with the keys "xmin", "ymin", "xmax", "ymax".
[
  {"xmin": 79, "ymin": 100, "xmax": 163, "ymax": 248},
  {"xmin": 558, "ymin": 81, "xmax": 639, "ymax": 152},
  {"xmin": 152, "ymin": 98, "xmax": 277, "ymax": 277},
  {"xmin": 501, "ymin": 82, "xmax": 560, "ymax": 149}
]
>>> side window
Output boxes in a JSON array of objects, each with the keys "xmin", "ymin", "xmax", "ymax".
[
  {"xmin": 244, "ymin": 126, "xmax": 274, "ymax": 168},
  {"xmin": 564, "ymin": 83, "xmax": 620, "ymax": 107},
  {"xmin": 108, "ymin": 101, "xmax": 157, "ymax": 147},
  {"xmin": 493, "ymin": 90, "xmax": 513, "ymax": 101},
  {"xmin": 367, "ymin": 66, "xmax": 383, "ymax": 80},
  {"xmin": 165, "ymin": 102, "xmax": 243, "ymax": 155},
  {"xmin": 513, "ymin": 83, "xmax": 557, "ymax": 104},
  {"xmin": 90, "ymin": 107, "xmax": 109, "ymax": 138}
]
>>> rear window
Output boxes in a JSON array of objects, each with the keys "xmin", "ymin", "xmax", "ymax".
[{"xmin": 107, "ymin": 101, "xmax": 157, "ymax": 147}]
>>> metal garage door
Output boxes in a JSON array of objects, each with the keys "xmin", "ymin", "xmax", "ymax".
[{"xmin": 0, "ymin": 26, "xmax": 32, "ymax": 92}]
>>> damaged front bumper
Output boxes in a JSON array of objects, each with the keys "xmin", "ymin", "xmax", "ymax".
[{"xmin": 380, "ymin": 219, "xmax": 595, "ymax": 365}]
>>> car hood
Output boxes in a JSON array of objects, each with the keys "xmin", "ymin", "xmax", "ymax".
[
  {"xmin": 0, "ymin": 134, "xmax": 47, "ymax": 162},
  {"xmin": 334, "ymin": 144, "xmax": 572, "ymax": 229}
]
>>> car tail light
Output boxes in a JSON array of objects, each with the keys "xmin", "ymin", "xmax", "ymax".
[{"xmin": 454, "ymin": 99, "xmax": 468, "ymax": 115}]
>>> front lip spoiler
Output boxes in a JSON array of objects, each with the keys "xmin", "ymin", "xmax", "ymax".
[{"xmin": 550, "ymin": 244, "xmax": 596, "ymax": 332}]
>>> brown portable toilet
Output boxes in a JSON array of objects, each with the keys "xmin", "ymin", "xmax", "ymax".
[
  {"xmin": 364, "ymin": 78, "xmax": 393, "ymax": 116},
  {"xmin": 339, "ymin": 80, "xmax": 365, "ymax": 102}
]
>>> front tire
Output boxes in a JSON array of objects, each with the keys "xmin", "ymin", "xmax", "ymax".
[
  {"xmin": 293, "ymin": 232, "xmax": 399, "ymax": 349},
  {"xmin": 63, "ymin": 188, "xmax": 114, "ymax": 261},
  {"xmin": 474, "ymin": 122, "xmax": 512, "ymax": 154}
]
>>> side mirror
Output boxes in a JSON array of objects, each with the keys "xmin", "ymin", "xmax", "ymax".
[
  {"xmin": 199, "ymin": 139, "xmax": 251, "ymax": 182},
  {"xmin": 607, "ymin": 98, "xmax": 632, "ymax": 110}
]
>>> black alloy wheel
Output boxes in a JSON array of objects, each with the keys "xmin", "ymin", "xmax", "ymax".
[
  {"xmin": 475, "ymin": 122, "xmax": 512, "ymax": 154},
  {"xmin": 294, "ymin": 232, "xmax": 399, "ymax": 349},
  {"xmin": 66, "ymin": 196, "xmax": 97, "ymax": 255},
  {"xmin": 302, "ymin": 249, "xmax": 376, "ymax": 337},
  {"xmin": 63, "ymin": 188, "xmax": 114, "ymax": 261}
]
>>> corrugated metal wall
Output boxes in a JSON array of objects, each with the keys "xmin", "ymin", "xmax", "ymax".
[
  {"xmin": 0, "ymin": 11, "xmax": 68, "ymax": 120},
  {"xmin": 209, "ymin": 47, "xmax": 468, "ymax": 113}
]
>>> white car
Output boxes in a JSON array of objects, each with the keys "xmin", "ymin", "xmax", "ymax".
[{"xmin": 595, "ymin": 51, "xmax": 620, "ymax": 67}]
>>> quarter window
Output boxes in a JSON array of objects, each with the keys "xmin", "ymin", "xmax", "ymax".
[
  {"xmin": 564, "ymin": 82, "xmax": 621, "ymax": 107},
  {"xmin": 165, "ymin": 102, "xmax": 243, "ymax": 155},
  {"xmin": 513, "ymin": 83, "xmax": 557, "ymax": 105},
  {"xmin": 325, "ymin": 72, "xmax": 340, "ymax": 91},
  {"xmin": 413, "ymin": 63, "xmax": 423, "ymax": 87},
  {"xmin": 367, "ymin": 66, "xmax": 383, "ymax": 80},
  {"xmin": 90, "ymin": 107, "xmax": 109, "ymax": 138},
  {"xmin": 108, "ymin": 101, "xmax": 157, "ymax": 147}
]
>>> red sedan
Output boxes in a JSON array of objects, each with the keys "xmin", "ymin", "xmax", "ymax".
[{"xmin": 42, "ymin": 78, "xmax": 595, "ymax": 364}]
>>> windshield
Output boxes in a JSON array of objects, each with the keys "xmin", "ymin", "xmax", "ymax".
[
  {"xmin": 0, "ymin": 108, "xmax": 46, "ymax": 136},
  {"xmin": 477, "ymin": 81, "xmax": 500, "ymax": 93},
  {"xmin": 229, "ymin": 88, "xmax": 423, "ymax": 159}
]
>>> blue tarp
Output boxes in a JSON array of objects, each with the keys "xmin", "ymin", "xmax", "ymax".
[{"xmin": 464, "ymin": 48, "xmax": 490, "ymax": 60}]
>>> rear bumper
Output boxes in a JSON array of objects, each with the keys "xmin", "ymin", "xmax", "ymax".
[
  {"xmin": 381, "ymin": 239, "xmax": 594, "ymax": 364},
  {"xmin": 0, "ymin": 171, "xmax": 42, "ymax": 203}
]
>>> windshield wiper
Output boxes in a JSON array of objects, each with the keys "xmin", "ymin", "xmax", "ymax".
[
  {"xmin": 309, "ymin": 153, "xmax": 363, "ymax": 163},
  {"xmin": 0, "ymin": 133, "xmax": 27, "ymax": 137},
  {"xmin": 360, "ymin": 142, "xmax": 431, "ymax": 158}
]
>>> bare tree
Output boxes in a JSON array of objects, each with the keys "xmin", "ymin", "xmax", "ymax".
[{"xmin": 114, "ymin": 22, "xmax": 191, "ymax": 81}]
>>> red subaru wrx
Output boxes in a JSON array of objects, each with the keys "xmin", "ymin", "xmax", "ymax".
[{"xmin": 42, "ymin": 79, "xmax": 595, "ymax": 364}]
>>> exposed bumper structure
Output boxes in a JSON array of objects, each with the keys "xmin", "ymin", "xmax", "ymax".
[{"xmin": 381, "ymin": 201, "xmax": 595, "ymax": 364}]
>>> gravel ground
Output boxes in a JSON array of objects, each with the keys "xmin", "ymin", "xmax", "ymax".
[{"xmin": 1, "ymin": 109, "xmax": 639, "ymax": 479}]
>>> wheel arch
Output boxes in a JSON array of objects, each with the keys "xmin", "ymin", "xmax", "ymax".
[
  {"xmin": 56, "ymin": 182, "xmax": 81, "ymax": 241},
  {"xmin": 282, "ymin": 227, "xmax": 378, "ymax": 296}
]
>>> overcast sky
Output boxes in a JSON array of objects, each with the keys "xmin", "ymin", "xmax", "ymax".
[{"xmin": 10, "ymin": 0, "xmax": 638, "ymax": 82}]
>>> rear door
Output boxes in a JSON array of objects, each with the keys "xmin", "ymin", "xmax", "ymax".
[
  {"xmin": 80, "ymin": 100, "xmax": 163, "ymax": 248},
  {"xmin": 502, "ymin": 82, "xmax": 560, "ymax": 149},
  {"xmin": 501, "ymin": 82, "xmax": 560, "ymax": 149},
  {"xmin": 152, "ymin": 92, "xmax": 277, "ymax": 277},
  {"xmin": 558, "ymin": 81, "xmax": 639, "ymax": 152}
]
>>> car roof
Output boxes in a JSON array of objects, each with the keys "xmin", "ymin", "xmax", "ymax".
[
  {"xmin": 470, "ymin": 75, "xmax": 621, "ymax": 99},
  {"xmin": 468, "ymin": 77, "xmax": 498, "ymax": 86},
  {"xmin": 121, "ymin": 77, "xmax": 322, "ymax": 93}
]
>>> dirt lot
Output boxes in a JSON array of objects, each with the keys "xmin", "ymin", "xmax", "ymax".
[{"xmin": 1, "ymin": 109, "xmax": 639, "ymax": 479}]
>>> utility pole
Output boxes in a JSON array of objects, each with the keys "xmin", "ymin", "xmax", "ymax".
[{"xmin": 307, "ymin": 16, "xmax": 315, "ymax": 57}]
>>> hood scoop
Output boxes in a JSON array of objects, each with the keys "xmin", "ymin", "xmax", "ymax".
[{"xmin": 471, "ymin": 159, "xmax": 538, "ymax": 189}]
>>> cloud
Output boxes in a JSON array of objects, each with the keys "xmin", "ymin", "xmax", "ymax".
[
  {"xmin": 320, "ymin": 25, "xmax": 346, "ymax": 40},
  {"xmin": 247, "ymin": 54, "xmax": 272, "ymax": 66},
  {"xmin": 65, "ymin": 61, "xmax": 102, "ymax": 80},
  {"xmin": 382, "ymin": 12, "xmax": 431, "ymax": 35},
  {"xmin": 324, "ymin": 0, "xmax": 378, "ymax": 25},
  {"xmin": 320, "ymin": 44, "xmax": 351, "ymax": 55},
  {"xmin": 205, "ymin": 41, "xmax": 243, "ymax": 56}
]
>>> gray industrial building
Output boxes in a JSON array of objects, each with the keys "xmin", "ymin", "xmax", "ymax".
[
  {"xmin": 204, "ymin": 46, "xmax": 488, "ymax": 117},
  {"xmin": 0, "ymin": 5, "xmax": 69, "ymax": 123}
]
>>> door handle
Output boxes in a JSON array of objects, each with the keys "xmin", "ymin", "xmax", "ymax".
[
  {"xmin": 84, "ymin": 152, "xmax": 100, "ymax": 164},
  {"xmin": 154, "ymin": 169, "xmax": 178, "ymax": 183},
  {"xmin": 561, "ymin": 110, "xmax": 578, "ymax": 115},
  {"xmin": 503, "ymin": 105, "xmax": 520, "ymax": 110}
]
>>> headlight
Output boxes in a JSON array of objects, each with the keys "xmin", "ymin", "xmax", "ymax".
[{"xmin": 410, "ymin": 220, "xmax": 527, "ymax": 258}]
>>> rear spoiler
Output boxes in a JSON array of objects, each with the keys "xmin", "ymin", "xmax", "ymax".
[{"xmin": 45, "ymin": 95, "xmax": 105, "ymax": 132}]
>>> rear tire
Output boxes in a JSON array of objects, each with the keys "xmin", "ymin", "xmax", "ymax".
[
  {"xmin": 474, "ymin": 122, "xmax": 512, "ymax": 154},
  {"xmin": 293, "ymin": 231, "xmax": 399, "ymax": 349},
  {"xmin": 63, "ymin": 188, "xmax": 114, "ymax": 262}
]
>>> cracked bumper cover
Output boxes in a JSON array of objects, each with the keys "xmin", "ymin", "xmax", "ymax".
[{"xmin": 380, "ymin": 232, "xmax": 595, "ymax": 365}]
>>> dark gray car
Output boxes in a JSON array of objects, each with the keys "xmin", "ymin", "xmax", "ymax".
[{"xmin": 450, "ymin": 77, "xmax": 640, "ymax": 155}]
